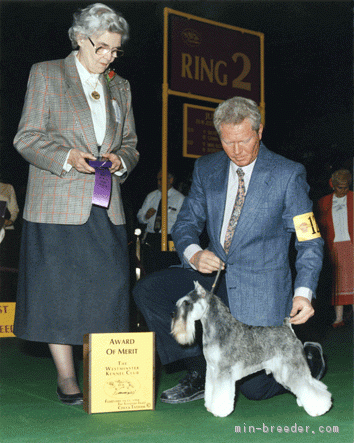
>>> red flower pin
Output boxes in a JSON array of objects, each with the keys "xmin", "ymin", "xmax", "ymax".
[{"xmin": 105, "ymin": 69, "xmax": 116, "ymax": 84}]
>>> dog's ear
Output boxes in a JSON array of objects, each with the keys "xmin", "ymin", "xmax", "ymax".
[{"xmin": 194, "ymin": 281, "xmax": 208, "ymax": 298}]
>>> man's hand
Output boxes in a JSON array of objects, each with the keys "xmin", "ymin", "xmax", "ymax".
[
  {"xmin": 67, "ymin": 149, "xmax": 96, "ymax": 174},
  {"xmin": 101, "ymin": 153, "xmax": 123, "ymax": 174},
  {"xmin": 289, "ymin": 296, "xmax": 314, "ymax": 325},
  {"xmin": 190, "ymin": 250, "xmax": 225, "ymax": 274}
]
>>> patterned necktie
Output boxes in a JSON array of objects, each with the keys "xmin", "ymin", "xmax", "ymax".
[{"xmin": 224, "ymin": 168, "xmax": 246, "ymax": 253}]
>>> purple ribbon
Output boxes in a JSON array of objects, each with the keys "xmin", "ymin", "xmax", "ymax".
[{"xmin": 89, "ymin": 160, "xmax": 112, "ymax": 208}]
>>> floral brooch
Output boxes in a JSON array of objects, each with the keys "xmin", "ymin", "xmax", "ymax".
[{"xmin": 105, "ymin": 69, "xmax": 116, "ymax": 85}]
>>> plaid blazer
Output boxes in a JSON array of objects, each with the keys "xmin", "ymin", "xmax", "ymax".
[{"xmin": 14, "ymin": 52, "xmax": 139, "ymax": 225}]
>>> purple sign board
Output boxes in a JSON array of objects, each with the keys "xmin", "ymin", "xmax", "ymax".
[{"xmin": 169, "ymin": 12, "xmax": 263, "ymax": 104}]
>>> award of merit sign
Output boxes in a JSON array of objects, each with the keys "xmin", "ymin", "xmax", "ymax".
[{"xmin": 83, "ymin": 332, "xmax": 155, "ymax": 414}]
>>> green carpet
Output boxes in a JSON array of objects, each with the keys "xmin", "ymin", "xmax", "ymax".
[{"xmin": 0, "ymin": 323, "xmax": 352, "ymax": 443}]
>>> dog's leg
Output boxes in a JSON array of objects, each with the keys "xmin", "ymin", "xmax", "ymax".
[
  {"xmin": 268, "ymin": 357, "xmax": 332, "ymax": 417},
  {"xmin": 292, "ymin": 376, "xmax": 332, "ymax": 417},
  {"xmin": 204, "ymin": 364, "xmax": 215, "ymax": 412},
  {"xmin": 206, "ymin": 369, "xmax": 236, "ymax": 418}
]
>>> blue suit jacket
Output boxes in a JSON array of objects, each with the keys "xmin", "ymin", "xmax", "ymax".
[{"xmin": 172, "ymin": 143, "xmax": 324, "ymax": 326}]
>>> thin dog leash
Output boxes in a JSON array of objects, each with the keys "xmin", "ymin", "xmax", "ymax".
[{"xmin": 210, "ymin": 261, "xmax": 223, "ymax": 295}]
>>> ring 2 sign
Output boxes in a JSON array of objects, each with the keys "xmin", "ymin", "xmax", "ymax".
[{"xmin": 166, "ymin": 9, "xmax": 264, "ymax": 109}]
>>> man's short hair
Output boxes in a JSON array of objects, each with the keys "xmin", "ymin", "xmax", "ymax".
[{"xmin": 213, "ymin": 96, "xmax": 261, "ymax": 134}]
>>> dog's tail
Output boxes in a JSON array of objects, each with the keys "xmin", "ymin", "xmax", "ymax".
[{"xmin": 283, "ymin": 317, "xmax": 296, "ymax": 335}]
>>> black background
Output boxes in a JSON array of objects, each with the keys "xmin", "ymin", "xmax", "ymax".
[{"xmin": 0, "ymin": 0, "xmax": 352, "ymax": 217}]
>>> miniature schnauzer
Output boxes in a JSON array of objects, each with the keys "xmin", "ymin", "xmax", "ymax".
[{"xmin": 171, "ymin": 281, "xmax": 332, "ymax": 418}]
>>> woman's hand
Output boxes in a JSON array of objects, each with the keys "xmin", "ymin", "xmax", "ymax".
[
  {"xmin": 101, "ymin": 153, "xmax": 123, "ymax": 174},
  {"xmin": 67, "ymin": 149, "xmax": 96, "ymax": 174}
]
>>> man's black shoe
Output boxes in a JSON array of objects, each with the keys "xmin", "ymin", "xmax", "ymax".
[
  {"xmin": 304, "ymin": 342, "xmax": 326, "ymax": 380},
  {"xmin": 160, "ymin": 371, "xmax": 205, "ymax": 404}
]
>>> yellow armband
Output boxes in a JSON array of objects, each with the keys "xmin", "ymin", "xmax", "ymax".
[{"xmin": 293, "ymin": 212, "xmax": 321, "ymax": 242}]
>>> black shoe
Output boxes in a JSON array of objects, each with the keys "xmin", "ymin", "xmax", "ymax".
[
  {"xmin": 160, "ymin": 371, "xmax": 205, "ymax": 404},
  {"xmin": 56, "ymin": 387, "xmax": 83, "ymax": 405},
  {"xmin": 304, "ymin": 342, "xmax": 326, "ymax": 380}
]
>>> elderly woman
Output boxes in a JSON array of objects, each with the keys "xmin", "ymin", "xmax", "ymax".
[
  {"xmin": 317, "ymin": 169, "xmax": 353, "ymax": 327},
  {"xmin": 13, "ymin": 3, "xmax": 139, "ymax": 405}
]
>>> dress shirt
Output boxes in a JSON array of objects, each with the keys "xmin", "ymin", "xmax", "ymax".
[
  {"xmin": 76, "ymin": 56, "xmax": 106, "ymax": 145},
  {"xmin": 137, "ymin": 188, "xmax": 185, "ymax": 234},
  {"xmin": 332, "ymin": 195, "xmax": 350, "ymax": 242},
  {"xmin": 62, "ymin": 54, "xmax": 126, "ymax": 175},
  {"xmin": 183, "ymin": 158, "xmax": 312, "ymax": 301},
  {"xmin": 184, "ymin": 159, "xmax": 255, "ymax": 260},
  {"xmin": 219, "ymin": 160, "xmax": 256, "ymax": 244}
]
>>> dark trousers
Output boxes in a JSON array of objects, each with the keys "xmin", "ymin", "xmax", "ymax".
[{"xmin": 133, "ymin": 267, "xmax": 286, "ymax": 400}]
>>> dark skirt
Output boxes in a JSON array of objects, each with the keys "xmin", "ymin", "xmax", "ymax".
[{"xmin": 14, "ymin": 206, "xmax": 130, "ymax": 345}]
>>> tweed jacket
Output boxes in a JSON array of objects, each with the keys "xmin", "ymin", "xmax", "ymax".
[
  {"xmin": 172, "ymin": 144, "xmax": 324, "ymax": 327},
  {"xmin": 14, "ymin": 52, "xmax": 139, "ymax": 225}
]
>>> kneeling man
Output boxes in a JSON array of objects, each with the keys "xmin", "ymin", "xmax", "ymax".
[{"xmin": 134, "ymin": 96, "xmax": 325, "ymax": 404}]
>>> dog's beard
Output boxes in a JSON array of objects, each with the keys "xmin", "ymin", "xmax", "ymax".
[{"xmin": 171, "ymin": 316, "xmax": 196, "ymax": 345}]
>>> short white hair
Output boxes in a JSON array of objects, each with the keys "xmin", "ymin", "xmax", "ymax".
[
  {"xmin": 213, "ymin": 96, "xmax": 261, "ymax": 134},
  {"xmin": 68, "ymin": 3, "xmax": 129, "ymax": 49}
]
